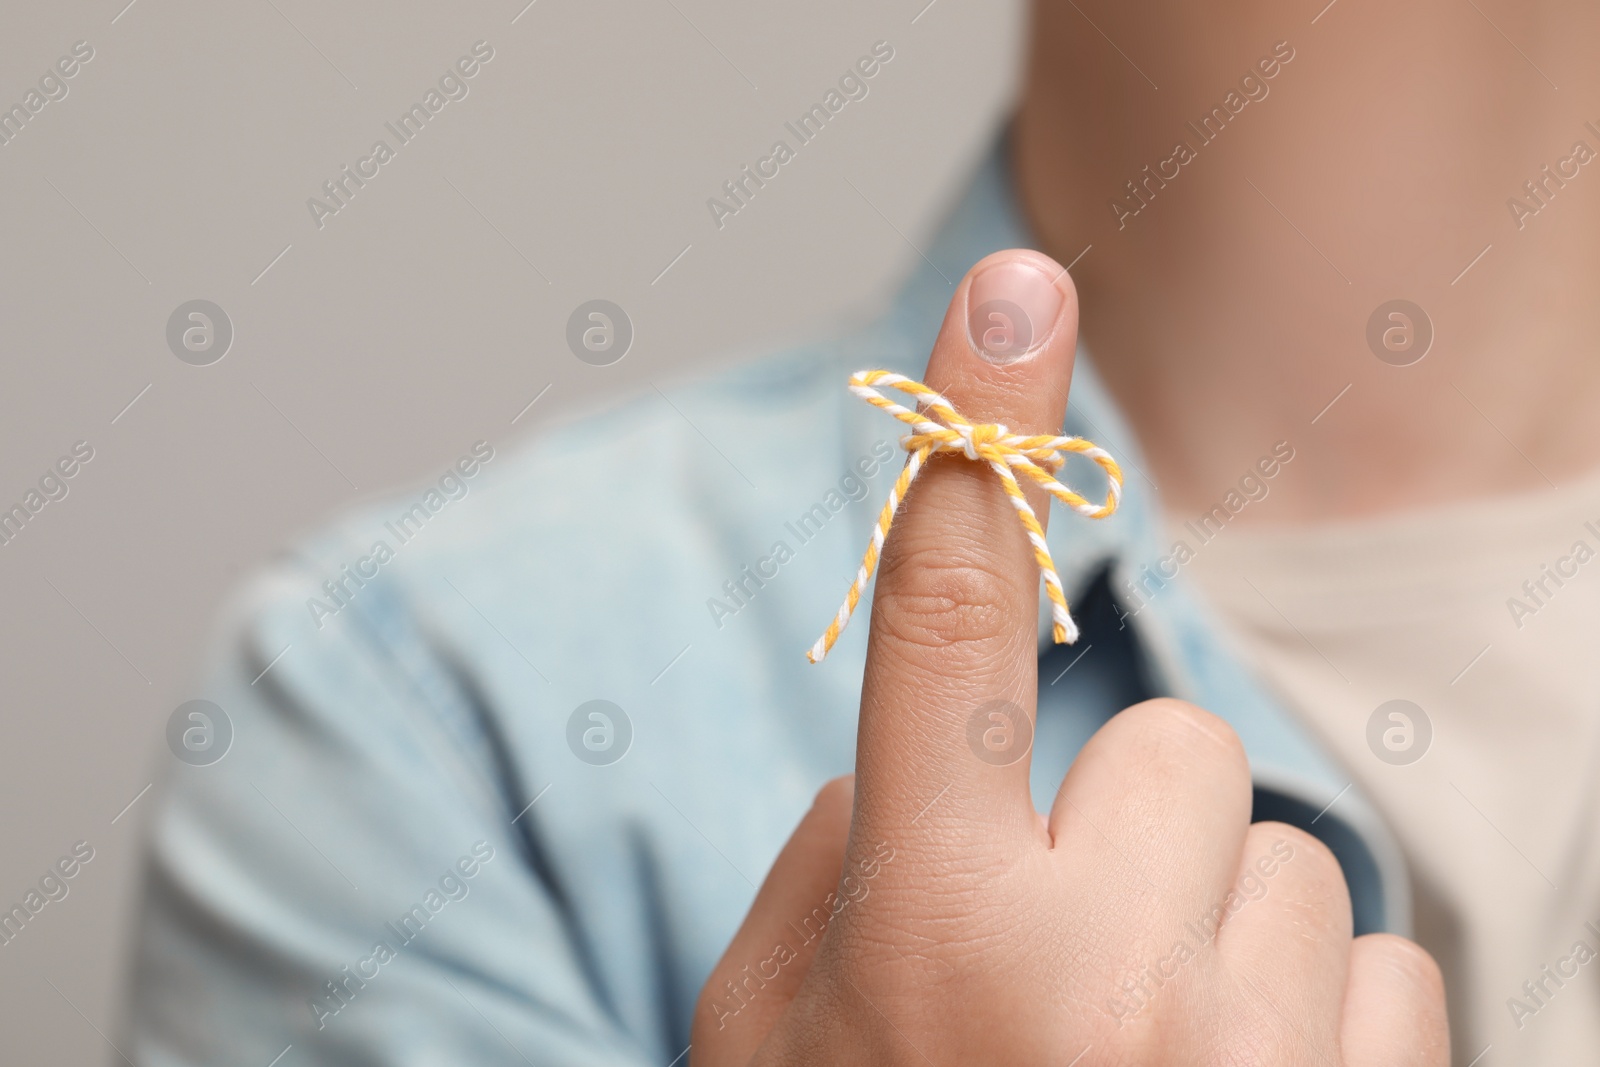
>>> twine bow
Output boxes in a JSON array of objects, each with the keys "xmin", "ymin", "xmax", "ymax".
[{"xmin": 807, "ymin": 370, "xmax": 1124, "ymax": 664}]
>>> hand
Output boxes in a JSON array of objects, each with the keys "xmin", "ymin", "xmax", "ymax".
[{"xmin": 691, "ymin": 249, "xmax": 1448, "ymax": 1065}]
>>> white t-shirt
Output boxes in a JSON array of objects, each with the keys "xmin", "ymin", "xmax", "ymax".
[{"xmin": 1171, "ymin": 467, "xmax": 1600, "ymax": 1061}]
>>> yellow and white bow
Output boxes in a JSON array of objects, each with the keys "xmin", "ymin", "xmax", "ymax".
[{"xmin": 808, "ymin": 370, "xmax": 1124, "ymax": 664}]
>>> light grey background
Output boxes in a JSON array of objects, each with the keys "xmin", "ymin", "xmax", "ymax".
[{"xmin": 0, "ymin": 0, "xmax": 1021, "ymax": 1061}]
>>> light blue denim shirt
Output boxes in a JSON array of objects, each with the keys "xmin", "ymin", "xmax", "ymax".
[{"xmin": 125, "ymin": 143, "xmax": 1408, "ymax": 1065}]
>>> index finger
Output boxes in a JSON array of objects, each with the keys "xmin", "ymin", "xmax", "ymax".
[{"xmin": 848, "ymin": 249, "xmax": 1089, "ymax": 846}]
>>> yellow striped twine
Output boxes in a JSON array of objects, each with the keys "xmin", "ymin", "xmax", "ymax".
[{"xmin": 807, "ymin": 370, "xmax": 1124, "ymax": 664}]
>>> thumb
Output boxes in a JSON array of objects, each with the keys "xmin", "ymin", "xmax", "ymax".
[{"xmin": 692, "ymin": 777, "xmax": 855, "ymax": 1067}]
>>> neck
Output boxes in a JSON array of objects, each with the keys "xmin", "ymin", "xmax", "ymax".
[{"xmin": 1015, "ymin": 0, "xmax": 1600, "ymax": 523}]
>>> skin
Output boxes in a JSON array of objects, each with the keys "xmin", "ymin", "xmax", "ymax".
[
  {"xmin": 681, "ymin": 0, "xmax": 1578, "ymax": 1058},
  {"xmin": 1015, "ymin": 0, "xmax": 1600, "ymax": 521},
  {"xmin": 693, "ymin": 250, "xmax": 1448, "ymax": 1064}
]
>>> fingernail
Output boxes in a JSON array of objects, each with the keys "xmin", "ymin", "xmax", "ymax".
[{"xmin": 966, "ymin": 258, "xmax": 1065, "ymax": 365}]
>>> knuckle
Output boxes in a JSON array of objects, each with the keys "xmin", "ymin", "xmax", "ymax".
[
  {"xmin": 1123, "ymin": 698, "xmax": 1249, "ymax": 774},
  {"xmin": 1360, "ymin": 933, "xmax": 1446, "ymax": 1001},
  {"xmin": 872, "ymin": 552, "xmax": 1019, "ymax": 656},
  {"xmin": 1261, "ymin": 823, "xmax": 1342, "ymax": 885},
  {"xmin": 1251, "ymin": 822, "xmax": 1352, "ymax": 928}
]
